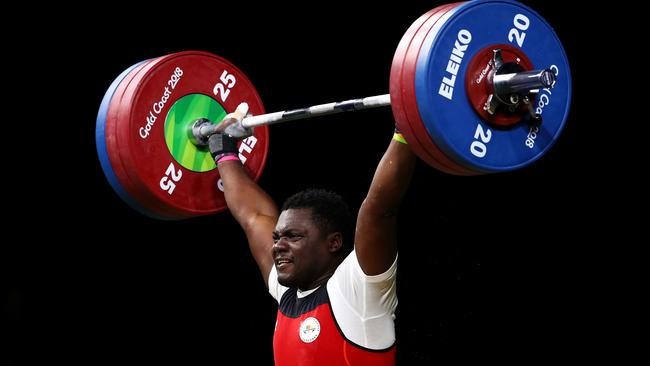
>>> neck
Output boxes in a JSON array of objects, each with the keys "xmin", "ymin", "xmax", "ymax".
[{"xmin": 299, "ymin": 266, "xmax": 337, "ymax": 292}]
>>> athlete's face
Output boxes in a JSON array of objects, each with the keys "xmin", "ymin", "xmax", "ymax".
[{"xmin": 272, "ymin": 208, "xmax": 338, "ymax": 290}]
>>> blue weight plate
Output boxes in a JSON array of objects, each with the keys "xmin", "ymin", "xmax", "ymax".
[{"xmin": 415, "ymin": 0, "xmax": 571, "ymax": 172}]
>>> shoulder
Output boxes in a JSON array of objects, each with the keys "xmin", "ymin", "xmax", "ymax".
[{"xmin": 332, "ymin": 249, "xmax": 398, "ymax": 284}]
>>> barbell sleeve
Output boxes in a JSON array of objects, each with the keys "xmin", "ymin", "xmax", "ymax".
[{"xmin": 493, "ymin": 68, "xmax": 556, "ymax": 98}]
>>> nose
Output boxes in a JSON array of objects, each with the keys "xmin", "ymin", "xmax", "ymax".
[{"xmin": 272, "ymin": 237, "xmax": 289, "ymax": 254}]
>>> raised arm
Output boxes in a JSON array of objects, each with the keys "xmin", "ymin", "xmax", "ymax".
[
  {"xmin": 209, "ymin": 104, "xmax": 279, "ymax": 286},
  {"xmin": 355, "ymin": 132, "xmax": 416, "ymax": 275}
]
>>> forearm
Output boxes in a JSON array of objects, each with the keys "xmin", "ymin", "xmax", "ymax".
[
  {"xmin": 218, "ymin": 161, "xmax": 279, "ymax": 229},
  {"xmin": 362, "ymin": 139, "xmax": 416, "ymax": 216}
]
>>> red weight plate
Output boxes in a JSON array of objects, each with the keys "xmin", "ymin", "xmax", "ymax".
[
  {"xmin": 104, "ymin": 58, "xmax": 183, "ymax": 219},
  {"xmin": 391, "ymin": 3, "xmax": 473, "ymax": 175},
  {"xmin": 390, "ymin": 4, "xmax": 462, "ymax": 175},
  {"xmin": 112, "ymin": 51, "xmax": 269, "ymax": 219},
  {"xmin": 400, "ymin": 2, "xmax": 480, "ymax": 175},
  {"xmin": 108, "ymin": 57, "xmax": 189, "ymax": 219}
]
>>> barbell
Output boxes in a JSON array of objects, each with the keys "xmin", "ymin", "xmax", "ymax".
[{"xmin": 96, "ymin": 0, "xmax": 571, "ymax": 220}]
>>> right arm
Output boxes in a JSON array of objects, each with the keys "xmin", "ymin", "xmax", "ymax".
[
  {"xmin": 218, "ymin": 160, "xmax": 278, "ymax": 286},
  {"xmin": 210, "ymin": 104, "xmax": 278, "ymax": 287}
]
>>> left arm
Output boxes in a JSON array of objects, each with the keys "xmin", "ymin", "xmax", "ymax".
[{"xmin": 354, "ymin": 136, "xmax": 416, "ymax": 275}]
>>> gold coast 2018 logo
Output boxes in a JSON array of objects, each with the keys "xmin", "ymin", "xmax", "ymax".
[{"xmin": 299, "ymin": 317, "xmax": 321, "ymax": 343}]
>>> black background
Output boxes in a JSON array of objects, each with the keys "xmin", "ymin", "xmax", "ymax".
[{"xmin": 8, "ymin": 1, "xmax": 614, "ymax": 365}]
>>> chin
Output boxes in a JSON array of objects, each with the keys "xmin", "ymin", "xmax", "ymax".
[{"xmin": 277, "ymin": 275, "xmax": 295, "ymax": 288}]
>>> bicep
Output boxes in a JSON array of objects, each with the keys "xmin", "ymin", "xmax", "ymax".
[
  {"xmin": 355, "ymin": 140, "xmax": 414, "ymax": 276},
  {"xmin": 354, "ymin": 199, "xmax": 398, "ymax": 276}
]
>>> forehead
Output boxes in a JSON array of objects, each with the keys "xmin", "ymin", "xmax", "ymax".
[{"xmin": 275, "ymin": 208, "xmax": 314, "ymax": 231}]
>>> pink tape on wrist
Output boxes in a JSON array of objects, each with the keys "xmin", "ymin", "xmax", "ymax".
[{"xmin": 217, "ymin": 155, "xmax": 240, "ymax": 164}]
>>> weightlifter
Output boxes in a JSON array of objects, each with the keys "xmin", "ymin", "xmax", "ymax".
[{"xmin": 209, "ymin": 102, "xmax": 416, "ymax": 365}]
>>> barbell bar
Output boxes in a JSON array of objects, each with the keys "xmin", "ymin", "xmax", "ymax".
[{"xmin": 192, "ymin": 64, "xmax": 555, "ymax": 141}]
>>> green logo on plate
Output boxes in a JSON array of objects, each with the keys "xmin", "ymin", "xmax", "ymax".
[{"xmin": 164, "ymin": 94, "xmax": 227, "ymax": 172}]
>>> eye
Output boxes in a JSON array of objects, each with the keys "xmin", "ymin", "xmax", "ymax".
[
  {"xmin": 273, "ymin": 232, "xmax": 304, "ymax": 243},
  {"xmin": 287, "ymin": 233, "xmax": 304, "ymax": 241}
]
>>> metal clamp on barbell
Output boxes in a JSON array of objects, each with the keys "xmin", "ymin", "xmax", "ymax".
[{"xmin": 484, "ymin": 48, "xmax": 556, "ymax": 122}]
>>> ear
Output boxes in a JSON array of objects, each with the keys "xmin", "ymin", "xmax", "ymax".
[{"xmin": 327, "ymin": 232, "xmax": 343, "ymax": 253}]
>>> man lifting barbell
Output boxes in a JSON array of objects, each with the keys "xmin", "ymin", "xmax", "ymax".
[
  {"xmin": 209, "ymin": 102, "xmax": 415, "ymax": 365},
  {"xmin": 94, "ymin": 1, "xmax": 571, "ymax": 364}
]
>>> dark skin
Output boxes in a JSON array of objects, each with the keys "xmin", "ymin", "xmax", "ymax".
[
  {"xmin": 272, "ymin": 208, "xmax": 343, "ymax": 289},
  {"xmin": 218, "ymin": 138, "xmax": 416, "ymax": 290}
]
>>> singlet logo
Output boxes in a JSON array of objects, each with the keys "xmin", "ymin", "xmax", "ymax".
[{"xmin": 299, "ymin": 317, "xmax": 321, "ymax": 343}]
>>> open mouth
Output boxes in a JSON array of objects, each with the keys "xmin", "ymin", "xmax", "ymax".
[{"xmin": 275, "ymin": 258, "xmax": 292, "ymax": 270}]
